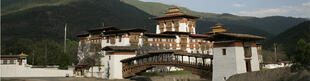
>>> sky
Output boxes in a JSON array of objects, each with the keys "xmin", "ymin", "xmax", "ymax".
[{"xmin": 140, "ymin": 0, "xmax": 310, "ymax": 18}]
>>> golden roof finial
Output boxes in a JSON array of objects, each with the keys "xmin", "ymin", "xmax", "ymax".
[
  {"xmin": 209, "ymin": 23, "xmax": 227, "ymax": 33},
  {"xmin": 216, "ymin": 23, "xmax": 223, "ymax": 27},
  {"xmin": 166, "ymin": 6, "xmax": 184, "ymax": 15},
  {"xmin": 19, "ymin": 52, "xmax": 28, "ymax": 57}
]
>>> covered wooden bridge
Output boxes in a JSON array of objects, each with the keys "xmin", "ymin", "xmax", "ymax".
[{"xmin": 120, "ymin": 50, "xmax": 213, "ymax": 79}]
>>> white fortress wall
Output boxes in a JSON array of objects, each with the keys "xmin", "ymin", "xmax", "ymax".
[
  {"xmin": 250, "ymin": 47, "xmax": 260, "ymax": 71},
  {"xmin": 0, "ymin": 65, "xmax": 73, "ymax": 77}
]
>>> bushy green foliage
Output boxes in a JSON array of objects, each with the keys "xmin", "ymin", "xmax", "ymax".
[
  {"xmin": 58, "ymin": 52, "xmax": 69, "ymax": 69},
  {"xmin": 1, "ymin": 38, "xmax": 78, "ymax": 68},
  {"xmin": 291, "ymin": 39, "xmax": 310, "ymax": 71}
]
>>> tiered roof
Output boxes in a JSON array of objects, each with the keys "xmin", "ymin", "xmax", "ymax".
[
  {"xmin": 103, "ymin": 28, "xmax": 146, "ymax": 34},
  {"xmin": 1, "ymin": 52, "xmax": 28, "ymax": 58},
  {"xmin": 152, "ymin": 7, "xmax": 199, "ymax": 20},
  {"xmin": 87, "ymin": 26, "xmax": 119, "ymax": 32},
  {"xmin": 102, "ymin": 46, "xmax": 139, "ymax": 51},
  {"xmin": 209, "ymin": 32, "xmax": 266, "ymax": 41},
  {"xmin": 189, "ymin": 34, "xmax": 210, "ymax": 38},
  {"xmin": 76, "ymin": 33, "xmax": 89, "ymax": 37},
  {"xmin": 144, "ymin": 33, "xmax": 176, "ymax": 38}
]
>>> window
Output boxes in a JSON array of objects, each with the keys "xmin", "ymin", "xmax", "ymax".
[
  {"xmin": 106, "ymin": 37, "xmax": 109, "ymax": 43},
  {"xmin": 9, "ymin": 60, "xmax": 14, "ymax": 64},
  {"xmin": 244, "ymin": 47, "xmax": 252, "ymax": 57},
  {"xmin": 149, "ymin": 38, "xmax": 153, "ymax": 41},
  {"xmin": 162, "ymin": 39, "xmax": 166, "ymax": 42},
  {"xmin": 119, "ymin": 36, "xmax": 122, "ymax": 42},
  {"xmin": 222, "ymin": 49, "xmax": 226, "ymax": 55},
  {"xmin": 3, "ymin": 60, "xmax": 7, "ymax": 64},
  {"xmin": 166, "ymin": 44, "xmax": 169, "ymax": 49}
]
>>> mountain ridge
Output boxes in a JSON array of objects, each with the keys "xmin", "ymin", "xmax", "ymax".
[
  {"xmin": 121, "ymin": 0, "xmax": 307, "ymax": 35},
  {"xmin": 1, "ymin": 0, "xmax": 307, "ymax": 46},
  {"xmin": 264, "ymin": 21, "xmax": 310, "ymax": 55}
]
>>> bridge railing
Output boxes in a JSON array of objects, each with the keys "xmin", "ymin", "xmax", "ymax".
[{"xmin": 121, "ymin": 52, "xmax": 213, "ymax": 78}]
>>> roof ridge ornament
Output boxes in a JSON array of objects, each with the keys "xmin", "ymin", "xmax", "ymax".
[
  {"xmin": 209, "ymin": 23, "xmax": 227, "ymax": 33},
  {"xmin": 19, "ymin": 52, "xmax": 28, "ymax": 57},
  {"xmin": 165, "ymin": 7, "xmax": 184, "ymax": 16}
]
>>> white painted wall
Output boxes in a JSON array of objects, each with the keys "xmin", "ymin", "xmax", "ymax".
[
  {"xmin": 213, "ymin": 47, "xmax": 246, "ymax": 81},
  {"xmin": 101, "ymin": 38, "xmax": 130, "ymax": 47},
  {"xmin": 250, "ymin": 47, "xmax": 260, "ymax": 71},
  {"xmin": 213, "ymin": 46, "xmax": 261, "ymax": 81},
  {"xmin": 102, "ymin": 54, "xmax": 136, "ymax": 79},
  {"xmin": 263, "ymin": 63, "xmax": 292, "ymax": 69},
  {"xmin": 179, "ymin": 22, "xmax": 187, "ymax": 32},
  {"xmin": 0, "ymin": 65, "xmax": 73, "ymax": 77},
  {"xmin": 156, "ymin": 25, "xmax": 160, "ymax": 34},
  {"xmin": 84, "ymin": 66, "xmax": 104, "ymax": 78}
]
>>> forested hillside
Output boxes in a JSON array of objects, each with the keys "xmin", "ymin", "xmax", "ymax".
[
  {"xmin": 1, "ymin": 0, "xmax": 307, "ymax": 46},
  {"xmin": 121, "ymin": 0, "xmax": 307, "ymax": 35},
  {"xmin": 264, "ymin": 21, "xmax": 310, "ymax": 56}
]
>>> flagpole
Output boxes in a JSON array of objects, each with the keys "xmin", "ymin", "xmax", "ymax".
[{"xmin": 64, "ymin": 23, "xmax": 67, "ymax": 54}]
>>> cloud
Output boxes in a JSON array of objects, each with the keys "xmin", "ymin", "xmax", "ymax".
[
  {"xmin": 236, "ymin": 2, "xmax": 310, "ymax": 18},
  {"xmin": 302, "ymin": 2, "xmax": 310, "ymax": 6},
  {"xmin": 238, "ymin": 8, "xmax": 287, "ymax": 17},
  {"xmin": 232, "ymin": 4, "xmax": 244, "ymax": 7}
]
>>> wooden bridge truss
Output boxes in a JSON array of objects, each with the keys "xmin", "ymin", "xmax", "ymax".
[{"xmin": 121, "ymin": 50, "xmax": 213, "ymax": 79}]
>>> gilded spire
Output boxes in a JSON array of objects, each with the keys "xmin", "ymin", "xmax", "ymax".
[
  {"xmin": 19, "ymin": 52, "xmax": 28, "ymax": 57},
  {"xmin": 165, "ymin": 7, "xmax": 184, "ymax": 16},
  {"xmin": 210, "ymin": 23, "xmax": 227, "ymax": 33}
]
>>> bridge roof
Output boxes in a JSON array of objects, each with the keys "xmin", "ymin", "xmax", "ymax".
[
  {"xmin": 121, "ymin": 50, "xmax": 213, "ymax": 62},
  {"xmin": 102, "ymin": 46, "xmax": 139, "ymax": 51}
]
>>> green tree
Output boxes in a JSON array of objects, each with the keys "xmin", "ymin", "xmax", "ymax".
[
  {"xmin": 65, "ymin": 39, "xmax": 79, "ymax": 65},
  {"xmin": 32, "ymin": 40, "xmax": 63, "ymax": 66},
  {"xmin": 2, "ymin": 38, "xmax": 34, "ymax": 55},
  {"xmin": 58, "ymin": 52, "xmax": 70, "ymax": 69},
  {"xmin": 292, "ymin": 39, "xmax": 310, "ymax": 70}
]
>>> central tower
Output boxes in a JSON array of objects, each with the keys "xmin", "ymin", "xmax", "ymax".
[{"xmin": 152, "ymin": 7, "xmax": 199, "ymax": 34}]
